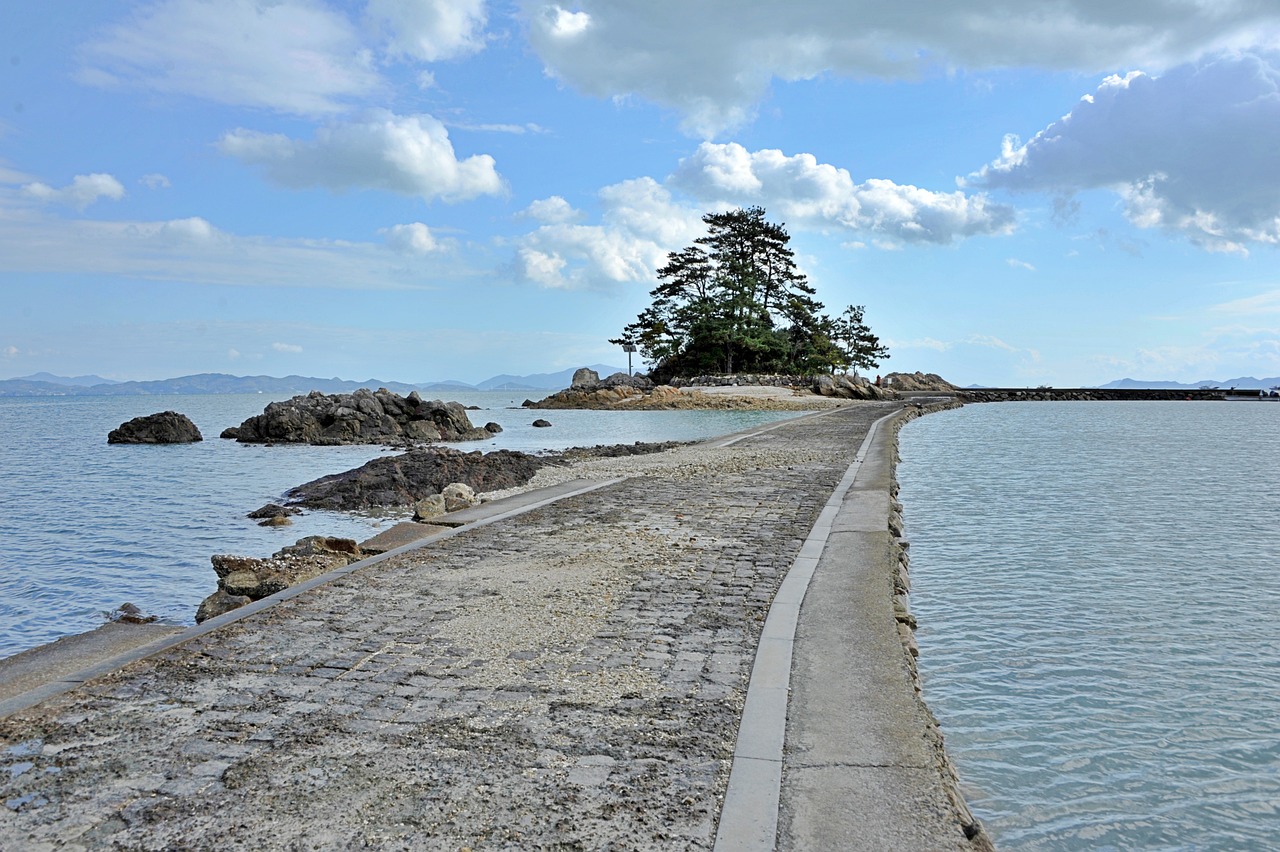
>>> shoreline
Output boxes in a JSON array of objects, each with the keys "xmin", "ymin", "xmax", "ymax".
[{"xmin": 1, "ymin": 400, "xmax": 986, "ymax": 849}]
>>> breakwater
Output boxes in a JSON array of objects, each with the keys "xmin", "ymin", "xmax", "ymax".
[{"xmin": 958, "ymin": 386, "xmax": 1247, "ymax": 402}]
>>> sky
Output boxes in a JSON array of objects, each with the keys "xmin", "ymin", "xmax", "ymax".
[{"xmin": 2, "ymin": 1, "xmax": 1279, "ymax": 387}]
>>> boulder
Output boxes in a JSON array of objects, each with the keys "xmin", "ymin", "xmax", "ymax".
[
  {"xmin": 532, "ymin": 418, "xmax": 553, "ymax": 427},
  {"xmin": 570, "ymin": 367, "xmax": 600, "ymax": 389},
  {"xmin": 195, "ymin": 589, "xmax": 253, "ymax": 624},
  {"xmin": 108, "ymin": 411, "xmax": 203, "ymax": 444},
  {"xmin": 257, "ymin": 516, "xmax": 293, "ymax": 527},
  {"xmin": 484, "ymin": 422, "xmax": 503, "ymax": 433},
  {"xmin": 442, "ymin": 482, "xmax": 479, "ymax": 511},
  {"xmin": 413, "ymin": 494, "xmax": 447, "ymax": 521},
  {"xmin": 285, "ymin": 447, "xmax": 547, "ymax": 510},
  {"xmin": 227, "ymin": 388, "xmax": 490, "ymax": 446}
]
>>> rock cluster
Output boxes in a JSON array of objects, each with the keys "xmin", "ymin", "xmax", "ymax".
[
  {"xmin": 195, "ymin": 536, "xmax": 364, "ymax": 623},
  {"xmin": 884, "ymin": 371, "xmax": 958, "ymax": 392},
  {"xmin": 107, "ymin": 411, "xmax": 203, "ymax": 444},
  {"xmin": 220, "ymin": 388, "xmax": 502, "ymax": 446},
  {"xmin": 812, "ymin": 373, "xmax": 896, "ymax": 400},
  {"xmin": 286, "ymin": 446, "xmax": 547, "ymax": 510}
]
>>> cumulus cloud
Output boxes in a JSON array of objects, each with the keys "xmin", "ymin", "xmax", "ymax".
[
  {"xmin": 2, "ymin": 345, "xmax": 18, "ymax": 359},
  {"xmin": 969, "ymin": 51, "xmax": 1280, "ymax": 253},
  {"xmin": 522, "ymin": 196, "xmax": 580, "ymax": 224},
  {"xmin": 671, "ymin": 142, "xmax": 1015, "ymax": 244},
  {"xmin": 382, "ymin": 222, "xmax": 440, "ymax": 254},
  {"xmin": 272, "ymin": 342, "xmax": 304, "ymax": 353},
  {"xmin": 218, "ymin": 111, "xmax": 504, "ymax": 202},
  {"xmin": 77, "ymin": 0, "xmax": 381, "ymax": 116},
  {"xmin": 366, "ymin": 0, "xmax": 487, "ymax": 62},
  {"xmin": 523, "ymin": 1, "xmax": 1280, "ymax": 136},
  {"xmin": 517, "ymin": 178, "xmax": 703, "ymax": 289},
  {"xmin": 140, "ymin": 173, "xmax": 171, "ymax": 190},
  {"xmin": 22, "ymin": 173, "xmax": 125, "ymax": 210}
]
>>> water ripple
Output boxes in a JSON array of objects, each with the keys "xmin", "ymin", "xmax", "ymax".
[{"xmin": 899, "ymin": 401, "xmax": 1280, "ymax": 851}]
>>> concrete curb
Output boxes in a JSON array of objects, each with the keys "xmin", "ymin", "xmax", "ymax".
[{"xmin": 714, "ymin": 410, "xmax": 896, "ymax": 850}]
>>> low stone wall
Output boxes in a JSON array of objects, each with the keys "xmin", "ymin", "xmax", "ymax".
[{"xmin": 671, "ymin": 373, "xmax": 814, "ymax": 388}]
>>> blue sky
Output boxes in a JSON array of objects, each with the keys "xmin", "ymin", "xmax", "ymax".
[{"xmin": 2, "ymin": 1, "xmax": 1278, "ymax": 386}]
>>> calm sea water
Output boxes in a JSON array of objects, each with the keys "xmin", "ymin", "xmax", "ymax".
[
  {"xmin": 0, "ymin": 391, "xmax": 804, "ymax": 658},
  {"xmin": 898, "ymin": 401, "xmax": 1280, "ymax": 850}
]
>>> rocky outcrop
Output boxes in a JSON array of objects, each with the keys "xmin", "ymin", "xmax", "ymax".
[
  {"xmin": 286, "ymin": 447, "xmax": 547, "ymax": 510},
  {"xmin": 884, "ymin": 372, "xmax": 958, "ymax": 392},
  {"xmin": 222, "ymin": 388, "xmax": 494, "ymax": 446},
  {"xmin": 108, "ymin": 411, "xmax": 203, "ymax": 444},
  {"xmin": 812, "ymin": 373, "xmax": 896, "ymax": 400},
  {"xmin": 195, "ymin": 536, "xmax": 364, "ymax": 622}
]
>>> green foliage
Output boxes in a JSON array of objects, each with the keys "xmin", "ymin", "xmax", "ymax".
[{"xmin": 611, "ymin": 207, "xmax": 888, "ymax": 380}]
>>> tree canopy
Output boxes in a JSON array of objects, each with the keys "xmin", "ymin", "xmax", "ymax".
[{"xmin": 611, "ymin": 207, "xmax": 888, "ymax": 381}]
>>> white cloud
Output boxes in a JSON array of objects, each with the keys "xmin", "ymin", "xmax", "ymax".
[
  {"xmin": 77, "ymin": 0, "xmax": 381, "ymax": 116},
  {"xmin": 382, "ymin": 222, "xmax": 440, "ymax": 254},
  {"xmin": 523, "ymin": 0, "xmax": 1280, "ymax": 136},
  {"xmin": 969, "ymin": 51, "xmax": 1280, "ymax": 253},
  {"xmin": 367, "ymin": 0, "xmax": 487, "ymax": 62},
  {"xmin": 2, "ymin": 345, "xmax": 18, "ymax": 359},
  {"xmin": 272, "ymin": 342, "xmax": 304, "ymax": 353},
  {"xmin": 516, "ymin": 178, "xmax": 703, "ymax": 289},
  {"xmin": 0, "ymin": 198, "xmax": 465, "ymax": 292},
  {"xmin": 218, "ymin": 111, "xmax": 504, "ymax": 202},
  {"xmin": 140, "ymin": 173, "xmax": 171, "ymax": 189},
  {"xmin": 522, "ymin": 196, "xmax": 580, "ymax": 224},
  {"xmin": 1006, "ymin": 258, "xmax": 1036, "ymax": 271},
  {"xmin": 671, "ymin": 142, "xmax": 1015, "ymax": 244},
  {"xmin": 228, "ymin": 348, "xmax": 242, "ymax": 360},
  {"xmin": 22, "ymin": 173, "xmax": 125, "ymax": 210}
]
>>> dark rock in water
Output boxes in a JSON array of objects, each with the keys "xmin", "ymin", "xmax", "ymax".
[
  {"xmin": 286, "ymin": 447, "xmax": 547, "ymax": 510},
  {"xmin": 227, "ymin": 388, "xmax": 490, "ymax": 446},
  {"xmin": 108, "ymin": 411, "xmax": 203, "ymax": 444},
  {"xmin": 258, "ymin": 516, "xmax": 292, "ymax": 527},
  {"xmin": 106, "ymin": 602, "xmax": 158, "ymax": 624},
  {"xmin": 219, "ymin": 427, "xmax": 240, "ymax": 440},
  {"xmin": 484, "ymin": 421, "xmax": 503, "ymax": 433},
  {"xmin": 532, "ymin": 419, "xmax": 552, "ymax": 427},
  {"xmin": 247, "ymin": 503, "xmax": 302, "ymax": 519}
]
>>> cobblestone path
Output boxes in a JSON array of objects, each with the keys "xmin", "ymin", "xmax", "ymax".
[{"xmin": 1, "ymin": 402, "xmax": 899, "ymax": 851}]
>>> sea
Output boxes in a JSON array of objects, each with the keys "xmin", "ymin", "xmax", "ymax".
[
  {"xmin": 898, "ymin": 400, "xmax": 1280, "ymax": 851},
  {"xmin": 0, "ymin": 391, "xmax": 805, "ymax": 659}
]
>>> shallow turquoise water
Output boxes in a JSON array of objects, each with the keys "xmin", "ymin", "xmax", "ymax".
[
  {"xmin": 898, "ymin": 401, "xmax": 1280, "ymax": 850},
  {"xmin": 0, "ymin": 391, "xmax": 803, "ymax": 657}
]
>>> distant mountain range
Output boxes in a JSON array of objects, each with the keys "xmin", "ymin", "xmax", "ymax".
[
  {"xmin": 0, "ymin": 365, "xmax": 626, "ymax": 398},
  {"xmin": 1097, "ymin": 377, "xmax": 1280, "ymax": 390}
]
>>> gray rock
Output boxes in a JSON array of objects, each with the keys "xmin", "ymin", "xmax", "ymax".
[
  {"xmin": 414, "ymin": 494, "xmax": 447, "ymax": 520},
  {"xmin": 532, "ymin": 419, "xmax": 552, "ymax": 428},
  {"xmin": 108, "ymin": 411, "xmax": 203, "ymax": 444},
  {"xmin": 286, "ymin": 447, "xmax": 547, "ymax": 510},
  {"xmin": 195, "ymin": 589, "xmax": 252, "ymax": 623},
  {"xmin": 227, "ymin": 388, "xmax": 489, "ymax": 446},
  {"xmin": 570, "ymin": 367, "xmax": 600, "ymax": 389}
]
